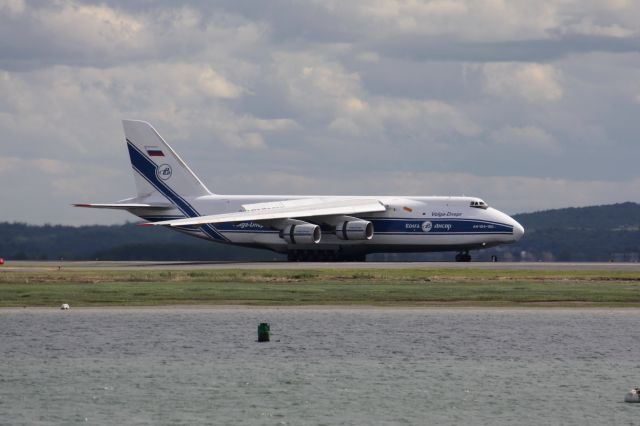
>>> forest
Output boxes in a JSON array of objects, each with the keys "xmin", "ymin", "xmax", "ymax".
[{"xmin": 1, "ymin": 202, "xmax": 639, "ymax": 262}]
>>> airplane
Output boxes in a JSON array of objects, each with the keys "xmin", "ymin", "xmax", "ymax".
[{"xmin": 75, "ymin": 120, "xmax": 524, "ymax": 262}]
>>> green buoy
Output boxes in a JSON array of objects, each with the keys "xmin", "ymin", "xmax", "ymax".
[{"xmin": 258, "ymin": 322, "xmax": 270, "ymax": 342}]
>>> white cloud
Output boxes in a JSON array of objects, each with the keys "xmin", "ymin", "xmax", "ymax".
[
  {"xmin": 357, "ymin": 172, "xmax": 640, "ymax": 215},
  {"xmin": 0, "ymin": 1, "xmax": 267, "ymax": 70},
  {"xmin": 0, "ymin": 63, "xmax": 250, "ymax": 157},
  {"xmin": 252, "ymin": 118, "xmax": 299, "ymax": 132},
  {"xmin": 35, "ymin": 1, "xmax": 147, "ymax": 55},
  {"xmin": 311, "ymin": 0, "xmax": 640, "ymax": 43},
  {"xmin": 565, "ymin": 19, "xmax": 636, "ymax": 38},
  {"xmin": 271, "ymin": 52, "xmax": 480, "ymax": 144},
  {"xmin": 491, "ymin": 125, "xmax": 559, "ymax": 152},
  {"xmin": 0, "ymin": 156, "xmax": 131, "ymax": 225},
  {"xmin": 360, "ymin": 0, "xmax": 469, "ymax": 32},
  {"xmin": 355, "ymin": 51, "xmax": 380, "ymax": 63},
  {"xmin": 475, "ymin": 62, "xmax": 563, "ymax": 102},
  {"xmin": 0, "ymin": 157, "xmax": 21, "ymax": 174},
  {"xmin": 560, "ymin": 0, "xmax": 640, "ymax": 37},
  {"xmin": 0, "ymin": 0, "xmax": 24, "ymax": 15},
  {"xmin": 230, "ymin": 172, "xmax": 318, "ymax": 194},
  {"xmin": 195, "ymin": 67, "xmax": 244, "ymax": 99},
  {"xmin": 1, "ymin": 1, "xmax": 640, "ymax": 225},
  {"xmin": 311, "ymin": 0, "xmax": 560, "ymax": 42},
  {"xmin": 273, "ymin": 52, "xmax": 363, "ymax": 121},
  {"xmin": 374, "ymin": 98, "xmax": 481, "ymax": 137},
  {"xmin": 328, "ymin": 97, "xmax": 482, "ymax": 147},
  {"xmin": 216, "ymin": 169, "xmax": 640, "ymax": 215}
]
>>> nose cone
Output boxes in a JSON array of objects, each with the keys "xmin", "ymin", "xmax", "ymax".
[
  {"xmin": 487, "ymin": 208, "xmax": 525, "ymax": 242},
  {"xmin": 512, "ymin": 220, "xmax": 525, "ymax": 241}
]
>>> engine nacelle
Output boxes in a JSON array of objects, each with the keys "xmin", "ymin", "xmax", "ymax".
[
  {"xmin": 280, "ymin": 224, "xmax": 321, "ymax": 244},
  {"xmin": 335, "ymin": 220, "xmax": 374, "ymax": 240}
]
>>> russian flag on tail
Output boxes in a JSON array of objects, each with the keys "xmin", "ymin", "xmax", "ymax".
[{"xmin": 145, "ymin": 146, "xmax": 164, "ymax": 157}]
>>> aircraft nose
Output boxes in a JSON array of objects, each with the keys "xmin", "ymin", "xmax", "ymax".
[{"xmin": 512, "ymin": 220, "xmax": 525, "ymax": 241}]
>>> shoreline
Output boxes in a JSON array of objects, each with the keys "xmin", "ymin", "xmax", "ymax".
[
  {"xmin": 4, "ymin": 260, "xmax": 640, "ymax": 272},
  {"xmin": 3, "ymin": 304, "xmax": 640, "ymax": 312}
]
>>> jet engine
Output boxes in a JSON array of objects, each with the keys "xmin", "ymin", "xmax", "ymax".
[
  {"xmin": 335, "ymin": 220, "xmax": 374, "ymax": 240},
  {"xmin": 280, "ymin": 223, "xmax": 321, "ymax": 244}
]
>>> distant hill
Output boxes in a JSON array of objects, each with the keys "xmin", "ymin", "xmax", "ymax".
[
  {"xmin": 513, "ymin": 202, "xmax": 640, "ymax": 231},
  {"xmin": 1, "ymin": 202, "xmax": 639, "ymax": 262},
  {"xmin": 501, "ymin": 202, "xmax": 640, "ymax": 262},
  {"xmin": 0, "ymin": 222, "xmax": 283, "ymax": 261}
]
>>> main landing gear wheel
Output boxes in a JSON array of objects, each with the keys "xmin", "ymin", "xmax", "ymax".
[
  {"xmin": 286, "ymin": 250, "xmax": 340, "ymax": 262},
  {"xmin": 455, "ymin": 252, "xmax": 471, "ymax": 262}
]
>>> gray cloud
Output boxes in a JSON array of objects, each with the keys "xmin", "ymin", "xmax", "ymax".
[
  {"xmin": 1, "ymin": 0, "xmax": 640, "ymax": 225},
  {"xmin": 369, "ymin": 34, "xmax": 640, "ymax": 63}
]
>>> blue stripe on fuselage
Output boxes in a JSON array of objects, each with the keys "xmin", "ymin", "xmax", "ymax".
[
  {"xmin": 126, "ymin": 140, "xmax": 228, "ymax": 242},
  {"xmin": 366, "ymin": 218, "xmax": 513, "ymax": 235}
]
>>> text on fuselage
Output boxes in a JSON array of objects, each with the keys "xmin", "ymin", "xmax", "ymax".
[{"xmin": 431, "ymin": 211, "xmax": 462, "ymax": 217}]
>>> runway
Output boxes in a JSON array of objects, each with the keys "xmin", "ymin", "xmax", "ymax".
[{"xmin": 3, "ymin": 260, "xmax": 640, "ymax": 272}]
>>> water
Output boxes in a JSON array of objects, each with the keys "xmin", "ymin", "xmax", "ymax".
[{"xmin": 1, "ymin": 308, "xmax": 640, "ymax": 425}]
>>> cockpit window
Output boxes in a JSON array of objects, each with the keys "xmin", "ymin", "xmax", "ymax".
[{"xmin": 470, "ymin": 200, "xmax": 488, "ymax": 209}]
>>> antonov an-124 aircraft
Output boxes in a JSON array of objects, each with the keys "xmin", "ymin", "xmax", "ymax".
[{"xmin": 75, "ymin": 120, "xmax": 524, "ymax": 261}]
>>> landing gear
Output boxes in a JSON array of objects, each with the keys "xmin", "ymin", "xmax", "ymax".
[
  {"xmin": 286, "ymin": 250, "xmax": 335, "ymax": 262},
  {"xmin": 341, "ymin": 254, "xmax": 366, "ymax": 262},
  {"xmin": 455, "ymin": 251, "xmax": 471, "ymax": 262},
  {"xmin": 286, "ymin": 250, "xmax": 364, "ymax": 262}
]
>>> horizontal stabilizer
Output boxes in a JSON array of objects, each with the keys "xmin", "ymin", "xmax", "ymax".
[
  {"xmin": 73, "ymin": 203, "xmax": 173, "ymax": 210},
  {"xmin": 148, "ymin": 198, "xmax": 386, "ymax": 227}
]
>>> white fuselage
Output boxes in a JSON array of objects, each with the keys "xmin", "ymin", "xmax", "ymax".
[{"xmin": 130, "ymin": 194, "xmax": 524, "ymax": 255}]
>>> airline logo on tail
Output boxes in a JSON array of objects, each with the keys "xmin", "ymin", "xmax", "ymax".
[{"xmin": 157, "ymin": 164, "xmax": 172, "ymax": 180}]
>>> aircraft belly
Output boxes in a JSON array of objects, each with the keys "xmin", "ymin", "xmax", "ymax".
[
  {"xmin": 221, "ymin": 231, "xmax": 281, "ymax": 245},
  {"xmin": 365, "ymin": 233, "xmax": 508, "ymax": 247},
  {"xmin": 218, "ymin": 229, "xmax": 512, "ymax": 248}
]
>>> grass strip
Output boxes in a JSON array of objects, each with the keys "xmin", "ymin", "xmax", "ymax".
[{"xmin": 1, "ymin": 268, "xmax": 640, "ymax": 307}]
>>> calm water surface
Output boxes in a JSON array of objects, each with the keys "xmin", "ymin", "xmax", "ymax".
[{"xmin": 1, "ymin": 308, "xmax": 640, "ymax": 425}]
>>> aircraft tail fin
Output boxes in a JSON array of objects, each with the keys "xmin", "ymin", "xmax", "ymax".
[{"xmin": 122, "ymin": 120, "xmax": 213, "ymax": 200}]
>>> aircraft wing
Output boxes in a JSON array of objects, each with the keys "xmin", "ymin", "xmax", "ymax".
[
  {"xmin": 73, "ymin": 203, "xmax": 173, "ymax": 210},
  {"xmin": 148, "ymin": 198, "xmax": 386, "ymax": 227}
]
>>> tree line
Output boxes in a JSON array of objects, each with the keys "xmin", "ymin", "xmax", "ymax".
[{"xmin": 2, "ymin": 202, "xmax": 639, "ymax": 262}]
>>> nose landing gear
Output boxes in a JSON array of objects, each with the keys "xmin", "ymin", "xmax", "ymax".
[{"xmin": 455, "ymin": 251, "xmax": 471, "ymax": 262}]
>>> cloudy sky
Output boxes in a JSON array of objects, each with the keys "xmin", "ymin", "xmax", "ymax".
[{"xmin": 2, "ymin": 0, "xmax": 640, "ymax": 225}]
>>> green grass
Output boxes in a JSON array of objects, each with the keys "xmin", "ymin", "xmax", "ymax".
[{"xmin": 1, "ymin": 268, "xmax": 640, "ymax": 307}]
